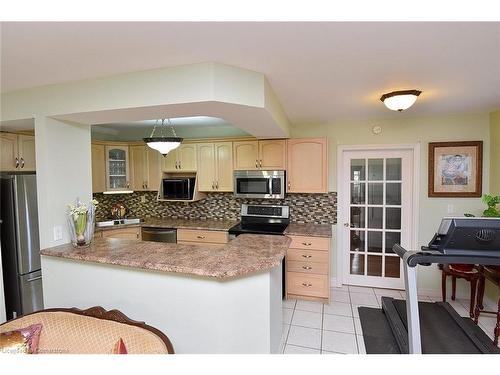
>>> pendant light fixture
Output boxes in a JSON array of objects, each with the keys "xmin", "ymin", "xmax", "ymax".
[
  {"xmin": 380, "ymin": 89, "xmax": 422, "ymax": 112},
  {"xmin": 143, "ymin": 118, "xmax": 183, "ymax": 156}
]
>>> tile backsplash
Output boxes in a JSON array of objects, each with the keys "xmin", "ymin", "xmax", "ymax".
[{"xmin": 93, "ymin": 192, "xmax": 337, "ymax": 225}]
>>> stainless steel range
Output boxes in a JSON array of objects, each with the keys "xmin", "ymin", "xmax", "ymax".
[
  {"xmin": 229, "ymin": 204, "xmax": 289, "ymax": 298},
  {"xmin": 228, "ymin": 204, "xmax": 290, "ymax": 238}
]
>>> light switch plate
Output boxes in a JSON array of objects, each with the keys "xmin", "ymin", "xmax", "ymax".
[
  {"xmin": 140, "ymin": 195, "xmax": 146, "ymax": 203},
  {"xmin": 53, "ymin": 225, "xmax": 63, "ymax": 241}
]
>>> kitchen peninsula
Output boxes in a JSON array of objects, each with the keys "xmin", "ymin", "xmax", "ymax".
[{"xmin": 40, "ymin": 234, "xmax": 289, "ymax": 353}]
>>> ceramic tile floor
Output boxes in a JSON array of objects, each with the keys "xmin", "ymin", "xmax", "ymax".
[{"xmin": 280, "ymin": 285, "xmax": 498, "ymax": 354}]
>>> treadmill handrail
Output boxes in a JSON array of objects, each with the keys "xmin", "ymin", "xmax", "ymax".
[{"xmin": 392, "ymin": 244, "xmax": 500, "ymax": 267}]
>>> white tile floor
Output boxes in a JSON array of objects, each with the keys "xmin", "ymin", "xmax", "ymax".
[{"xmin": 280, "ymin": 285, "xmax": 498, "ymax": 354}]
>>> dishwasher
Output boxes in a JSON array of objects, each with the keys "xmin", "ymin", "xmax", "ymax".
[{"xmin": 141, "ymin": 227, "xmax": 177, "ymax": 243}]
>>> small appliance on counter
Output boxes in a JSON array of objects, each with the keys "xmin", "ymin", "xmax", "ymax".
[
  {"xmin": 229, "ymin": 204, "xmax": 289, "ymax": 297},
  {"xmin": 0, "ymin": 173, "xmax": 43, "ymax": 320},
  {"xmin": 233, "ymin": 170, "xmax": 285, "ymax": 199}
]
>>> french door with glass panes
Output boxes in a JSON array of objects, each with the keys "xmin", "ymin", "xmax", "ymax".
[{"xmin": 341, "ymin": 148, "xmax": 414, "ymax": 289}]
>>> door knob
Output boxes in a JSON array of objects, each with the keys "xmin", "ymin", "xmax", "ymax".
[{"xmin": 344, "ymin": 223, "xmax": 350, "ymax": 227}]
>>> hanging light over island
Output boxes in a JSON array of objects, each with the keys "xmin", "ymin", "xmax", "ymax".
[
  {"xmin": 143, "ymin": 118, "xmax": 183, "ymax": 156},
  {"xmin": 380, "ymin": 89, "xmax": 422, "ymax": 112}
]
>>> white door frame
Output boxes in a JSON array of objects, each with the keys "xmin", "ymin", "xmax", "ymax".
[{"xmin": 335, "ymin": 143, "xmax": 420, "ymax": 287}]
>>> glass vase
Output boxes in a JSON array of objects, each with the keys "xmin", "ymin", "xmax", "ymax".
[{"xmin": 67, "ymin": 205, "xmax": 96, "ymax": 247}]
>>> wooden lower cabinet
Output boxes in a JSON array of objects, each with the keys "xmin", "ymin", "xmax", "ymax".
[
  {"xmin": 286, "ymin": 235, "xmax": 331, "ymax": 302},
  {"xmin": 177, "ymin": 229, "xmax": 228, "ymax": 245},
  {"xmin": 100, "ymin": 227, "xmax": 141, "ymax": 240}
]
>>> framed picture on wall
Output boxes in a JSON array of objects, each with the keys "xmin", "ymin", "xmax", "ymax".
[{"xmin": 428, "ymin": 141, "xmax": 483, "ymax": 197}]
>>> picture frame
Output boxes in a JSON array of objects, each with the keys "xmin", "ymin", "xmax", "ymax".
[{"xmin": 428, "ymin": 141, "xmax": 483, "ymax": 197}]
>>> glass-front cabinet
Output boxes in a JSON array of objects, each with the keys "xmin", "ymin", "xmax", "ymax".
[{"xmin": 105, "ymin": 145, "xmax": 130, "ymax": 191}]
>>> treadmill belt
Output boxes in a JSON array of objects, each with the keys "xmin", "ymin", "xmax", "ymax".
[
  {"xmin": 392, "ymin": 299, "xmax": 499, "ymax": 354},
  {"xmin": 360, "ymin": 300, "xmax": 499, "ymax": 354},
  {"xmin": 358, "ymin": 307, "xmax": 401, "ymax": 354}
]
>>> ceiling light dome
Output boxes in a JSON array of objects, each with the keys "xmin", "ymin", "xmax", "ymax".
[
  {"xmin": 143, "ymin": 119, "xmax": 183, "ymax": 156},
  {"xmin": 380, "ymin": 90, "xmax": 422, "ymax": 112}
]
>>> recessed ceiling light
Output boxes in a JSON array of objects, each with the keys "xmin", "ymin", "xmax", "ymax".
[{"xmin": 380, "ymin": 89, "xmax": 422, "ymax": 112}]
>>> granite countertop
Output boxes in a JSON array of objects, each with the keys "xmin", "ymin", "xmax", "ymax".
[
  {"xmin": 284, "ymin": 223, "xmax": 332, "ymax": 238},
  {"xmin": 40, "ymin": 234, "xmax": 290, "ymax": 280},
  {"xmin": 95, "ymin": 218, "xmax": 238, "ymax": 232}
]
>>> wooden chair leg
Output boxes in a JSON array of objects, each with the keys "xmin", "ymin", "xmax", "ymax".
[
  {"xmin": 474, "ymin": 274, "xmax": 486, "ymax": 323},
  {"xmin": 441, "ymin": 271, "xmax": 447, "ymax": 302},
  {"xmin": 469, "ymin": 277, "xmax": 478, "ymax": 319},
  {"xmin": 494, "ymin": 298, "xmax": 499, "ymax": 347},
  {"xmin": 451, "ymin": 276, "xmax": 456, "ymax": 300}
]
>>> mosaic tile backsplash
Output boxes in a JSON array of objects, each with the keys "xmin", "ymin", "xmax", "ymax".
[{"xmin": 93, "ymin": 192, "xmax": 337, "ymax": 225}]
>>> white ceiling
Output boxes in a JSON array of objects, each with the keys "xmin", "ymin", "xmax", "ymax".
[
  {"xmin": 1, "ymin": 22, "xmax": 499, "ymax": 124},
  {"xmin": 91, "ymin": 116, "xmax": 249, "ymax": 141}
]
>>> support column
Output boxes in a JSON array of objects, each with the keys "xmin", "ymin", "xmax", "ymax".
[{"xmin": 34, "ymin": 116, "xmax": 92, "ymax": 248}]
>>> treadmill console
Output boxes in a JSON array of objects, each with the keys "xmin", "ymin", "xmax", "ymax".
[{"xmin": 427, "ymin": 217, "xmax": 500, "ymax": 256}]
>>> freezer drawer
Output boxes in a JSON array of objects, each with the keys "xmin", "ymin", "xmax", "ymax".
[{"xmin": 19, "ymin": 270, "xmax": 44, "ymax": 317}]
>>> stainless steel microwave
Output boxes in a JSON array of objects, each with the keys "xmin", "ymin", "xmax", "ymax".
[
  {"xmin": 161, "ymin": 177, "xmax": 195, "ymax": 200},
  {"xmin": 233, "ymin": 170, "xmax": 285, "ymax": 199}
]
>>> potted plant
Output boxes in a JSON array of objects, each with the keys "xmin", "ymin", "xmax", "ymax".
[
  {"xmin": 465, "ymin": 194, "xmax": 500, "ymax": 218},
  {"xmin": 67, "ymin": 199, "xmax": 98, "ymax": 247}
]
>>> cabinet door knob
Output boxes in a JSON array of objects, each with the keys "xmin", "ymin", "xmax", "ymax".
[
  {"xmin": 212, "ymin": 181, "xmax": 215, "ymax": 190},
  {"xmin": 302, "ymin": 242, "xmax": 312, "ymax": 246},
  {"xmin": 178, "ymin": 161, "xmax": 181, "ymax": 169},
  {"xmin": 196, "ymin": 235, "xmax": 206, "ymax": 239},
  {"xmin": 259, "ymin": 159, "xmax": 262, "ymax": 168},
  {"xmin": 301, "ymin": 254, "xmax": 312, "ymax": 258},
  {"xmin": 255, "ymin": 160, "xmax": 258, "ymax": 168},
  {"xmin": 302, "ymin": 266, "xmax": 312, "ymax": 270},
  {"xmin": 15, "ymin": 157, "xmax": 19, "ymax": 168},
  {"xmin": 288, "ymin": 181, "xmax": 291, "ymax": 190},
  {"xmin": 215, "ymin": 181, "xmax": 219, "ymax": 189},
  {"xmin": 301, "ymin": 283, "xmax": 312, "ymax": 287},
  {"xmin": 20, "ymin": 158, "xmax": 25, "ymax": 168}
]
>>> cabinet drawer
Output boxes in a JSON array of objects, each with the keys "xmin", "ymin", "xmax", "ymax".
[
  {"xmin": 287, "ymin": 248, "xmax": 329, "ymax": 263},
  {"xmin": 101, "ymin": 227, "xmax": 140, "ymax": 239},
  {"xmin": 177, "ymin": 229, "xmax": 228, "ymax": 244},
  {"xmin": 286, "ymin": 273, "xmax": 329, "ymax": 298},
  {"xmin": 288, "ymin": 235, "xmax": 330, "ymax": 251},
  {"xmin": 287, "ymin": 260, "xmax": 328, "ymax": 275}
]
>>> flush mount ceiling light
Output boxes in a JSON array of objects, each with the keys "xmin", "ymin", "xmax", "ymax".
[
  {"xmin": 143, "ymin": 119, "xmax": 183, "ymax": 156},
  {"xmin": 380, "ymin": 89, "xmax": 422, "ymax": 112}
]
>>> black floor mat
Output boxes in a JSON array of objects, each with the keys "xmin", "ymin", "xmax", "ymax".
[{"xmin": 359, "ymin": 301, "xmax": 499, "ymax": 354}]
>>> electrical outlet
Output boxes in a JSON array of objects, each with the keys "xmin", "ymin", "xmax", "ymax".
[
  {"xmin": 140, "ymin": 195, "xmax": 146, "ymax": 203},
  {"xmin": 53, "ymin": 225, "xmax": 63, "ymax": 241}
]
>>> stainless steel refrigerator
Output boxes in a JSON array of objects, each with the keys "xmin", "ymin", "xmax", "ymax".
[{"xmin": 0, "ymin": 173, "xmax": 43, "ymax": 320}]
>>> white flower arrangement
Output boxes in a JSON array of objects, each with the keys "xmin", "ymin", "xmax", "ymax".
[
  {"xmin": 67, "ymin": 199, "xmax": 99, "ymax": 245},
  {"xmin": 67, "ymin": 199, "xmax": 99, "ymax": 221}
]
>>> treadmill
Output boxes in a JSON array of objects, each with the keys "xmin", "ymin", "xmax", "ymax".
[{"xmin": 381, "ymin": 217, "xmax": 500, "ymax": 354}]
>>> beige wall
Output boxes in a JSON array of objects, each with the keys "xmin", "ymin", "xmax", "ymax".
[
  {"xmin": 485, "ymin": 110, "xmax": 500, "ymax": 302},
  {"xmin": 291, "ymin": 112, "xmax": 491, "ymax": 291},
  {"xmin": 490, "ymin": 110, "xmax": 500, "ymax": 195}
]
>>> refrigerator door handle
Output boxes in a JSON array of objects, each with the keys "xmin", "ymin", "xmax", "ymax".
[{"xmin": 26, "ymin": 276, "xmax": 42, "ymax": 282}]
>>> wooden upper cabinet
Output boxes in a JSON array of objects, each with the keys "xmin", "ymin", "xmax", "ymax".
[
  {"xmin": 259, "ymin": 139, "xmax": 286, "ymax": 169},
  {"xmin": 233, "ymin": 141, "xmax": 259, "ymax": 170},
  {"xmin": 162, "ymin": 144, "xmax": 197, "ymax": 171},
  {"xmin": 17, "ymin": 135, "xmax": 36, "ymax": 171},
  {"xmin": 287, "ymin": 138, "xmax": 328, "ymax": 193},
  {"xmin": 162, "ymin": 150, "xmax": 177, "ymax": 171},
  {"xmin": 214, "ymin": 142, "xmax": 233, "ymax": 191},
  {"xmin": 91, "ymin": 144, "xmax": 106, "ymax": 193},
  {"xmin": 129, "ymin": 145, "xmax": 147, "ymax": 191},
  {"xmin": 0, "ymin": 133, "xmax": 19, "ymax": 171},
  {"xmin": 105, "ymin": 145, "xmax": 130, "ymax": 191},
  {"xmin": 177, "ymin": 144, "xmax": 197, "ymax": 171},
  {"xmin": 146, "ymin": 147, "xmax": 161, "ymax": 191},
  {"xmin": 196, "ymin": 143, "xmax": 216, "ymax": 191}
]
